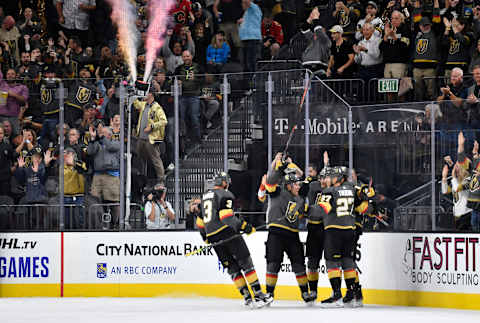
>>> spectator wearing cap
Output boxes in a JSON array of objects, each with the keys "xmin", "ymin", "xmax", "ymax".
[
  {"xmin": 133, "ymin": 91, "xmax": 168, "ymax": 182},
  {"xmin": 56, "ymin": 0, "xmax": 96, "ymax": 47},
  {"xmin": 261, "ymin": 10, "xmax": 284, "ymax": 60},
  {"xmin": 441, "ymin": 17, "xmax": 473, "ymax": 77},
  {"xmin": 192, "ymin": 2, "xmax": 214, "ymax": 36},
  {"xmin": 354, "ymin": 22, "xmax": 383, "ymax": 82},
  {"xmin": 0, "ymin": 68, "xmax": 28, "ymax": 134},
  {"xmin": 206, "ymin": 30, "xmax": 230, "ymax": 73},
  {"xmin": 411, "ymin": 0, "xmax": 441, "ymax": 101},
  {"xmin": 327, "ymin": 25, "xmax": 355, "ymax": 78},
  {"xmin": 238, "ymin": 0, "xmax": 262, "ymax": 73},
  {"xmin": 0, "ymin": 16, "xmax": 21, "ymax": 64},
  {"xmin": 380, "ymin": 10, "xmax": 411, "ymax": 81},
  {"xmin": 213, "ymin": 0, "xmax": 244, "ymax": 62},
  {"xmin": 355, "ymin": 1, "xmax": 383, "ymax": 41}
]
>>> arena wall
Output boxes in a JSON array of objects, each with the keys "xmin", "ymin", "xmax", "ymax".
[{"xmin": 0, "ymin": 232, "xmax": 479, "ymax": 310}]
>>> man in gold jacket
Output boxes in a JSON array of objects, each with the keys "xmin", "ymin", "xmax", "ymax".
[{"xmin": 134, "ymin": 90, "xmax": 168, "ymax": 182}]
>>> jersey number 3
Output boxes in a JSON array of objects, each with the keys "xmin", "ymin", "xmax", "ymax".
[{"xmin": 203, "ymin": 200, "xmax": 213, "ymax": 223}]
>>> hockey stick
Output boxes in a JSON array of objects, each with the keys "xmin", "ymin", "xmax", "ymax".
[
  {"xmin": 185, "ymin": 224, "xmax": 268, "ymax": 257},
  {"xmin": 282, "ymin": 72, "xmax": 315, "ymax": 161}
]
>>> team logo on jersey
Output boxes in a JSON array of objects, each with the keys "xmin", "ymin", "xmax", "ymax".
[
  {"xmin": 339, "ymin": 11, "xmax": 350, "ymax": 27},
  {"xmin": 285, "ymin": 201, "xmax": 299, "ymax": 223},
  {"xmin": 174, "ymin": 11, "xmax": 186, "ymax": 24},
  {"xmin": 76, "ymin": 86, "xmax": 92, "ymax": 104},
  {"xmin": 97, "ymin": 263, "xmax": 107, "ymax": 278},
  {"xmin": 416, "ymin": 39, "xmax": 429, "ymax": 55},
  {"xmin": 40, "ymin": 87, "xmax": 52, "ymax": 104},
  {"xmin": 449, "ymin": 39, "xmax": 460, "ymax": 55},
  {"xmin": 470, "ymin": 176, "xmax": 480, "ymax": 192}
]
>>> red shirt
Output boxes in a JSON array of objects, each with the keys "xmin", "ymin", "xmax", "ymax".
[
  {"xmin": 261, "ymin": 20, "xmax": 284, "ymax": 45},
  {"xmin": 170, "ymin": 0, "xmax": 192, "ymax": 32}
]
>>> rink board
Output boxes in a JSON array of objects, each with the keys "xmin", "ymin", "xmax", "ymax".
[{"xmin": 1, "ymin": 231, "xmax": 480, "ymax": 310}]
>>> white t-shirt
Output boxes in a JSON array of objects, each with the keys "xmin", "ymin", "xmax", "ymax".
[
  {"xmin": 442, "ymin": 178, "xmax": 471, "ymax": 217},
  {"xmin": 144, "ymin": 201, "xmax": 174, "ymax": 229}
]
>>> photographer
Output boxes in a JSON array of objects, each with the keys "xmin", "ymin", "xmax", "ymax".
[
  {"xmin": 186, "ymin": 196, "xmax": 201, "ymax": 230},
  {"xmin": 144, "ymin": 184, "xmax": 175, "ymax": 229}
]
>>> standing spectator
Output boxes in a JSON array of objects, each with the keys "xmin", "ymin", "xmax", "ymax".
[
  {"xmin": 332, "ymin": 0, "xmax": 362, "ymax": 42},
  {"xmin": 465, "ymin": 65, "xmax": 480, "ymax": 128},
  {"xmin": 206, "ymin": 30, "xmax": 230, "ymax": 73},
  {"xmin": 59, "ymin": 147, "xmax": 87, "ymax": 229},
  {"xmin": 213, "ymin": 0, "xmax": 244, "ymax": 61},
  {"xmin": 300, "ymin": 8, "xmax": 331, "ymax": 72},
  {"xmin": 469, "ymin": 39, "xmax": 480, "ymax": 74},
  {"xmin": 56, "ymin": 0, "xmax": 96, "ymax": 47},
  {"xmin": 65, "ymin": 66, "xmax": 97, "ymax": 127},
  {"xmin": 354, "ymin": 23, "xmax": 382, "ymax": 82},
  {"xmin": 15, "ymin": 150, "xmax": 53, "ymax": 205},
  {"xmin": 133, "ymin": 91, "xmax": 168, "ymax": 183},
  {"xmin": 162, "ymin": 29, "xmax": 195, "ymax": 73},
  {"xmin": 442, "ymin": 17, "xmax": 473, "ymax": 76},
  {"xmin": 0, "ymin": 68, "xmax": 28, "ymax": 134},
  {"xmin": 192, "ymin": 2, "xmax": 214, "ymax": 36},
  {"xmin": 238, "ymin": 0, "xmax": 262, "ymax": 73},
  {"xmin": 192, "ymin": 22, "xmax": 211, "ymax": 66},
  {"xmin": 0, "ymin": 124, "xmax": 14, "ymax": 198},
  {"xmin": 411, "ymin": 0, "xmax": 441, "ymax": 101},
  {"xmin": 0, "ymin": 16, "xmax": 21, "ymax": 64},
  {"xmin": 144, "ymin": 184, "xmax": 175, "ymax": 229},
  {"xmin": 380, "ymin": 10, "xmax": 410, "ymax": 80},
  {"xmin": 175, "ymin": 50, "xmax": 204, "ymax": 148},
  {"xmin": 185, "ymin": 196, "xmax": 201, "ymax": 230},
  {"xmin": 86, "ymin": 125, "xmax": 121, "ymax": 228},
  {"xmin": 326, "ymin": 25, "xmax": 355, "ymax": 78},
  {"xmin": 64, "ymin": 36, "xmax": 88, "ymax": 78},
  {"xmin": 436, "ymin": 67, "xmax": 468, "ymax": 129},
  {"xmin": 261, "ymin": 10, "xmax": 283, "ymax": 60},
  {"xmin": 38, "ymin": 65, "xmax": 60, "ymax": 148},
  {"xmin": 355, "ymin": 1, "xmax": 383, "ymax": 41}
]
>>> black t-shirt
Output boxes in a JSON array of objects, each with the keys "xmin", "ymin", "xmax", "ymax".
[
  {"xmin": 218, "ymin": 0, "xmax": 243, "ymax": 23},
  {"xmin": 330, "ymin": 39, "xmax": 355, "ymax": 77}
]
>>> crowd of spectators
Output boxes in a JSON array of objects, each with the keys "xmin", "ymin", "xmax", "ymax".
[{"xmin": 2, "ymin": 0, "xmax": 480, "ymax": 230}]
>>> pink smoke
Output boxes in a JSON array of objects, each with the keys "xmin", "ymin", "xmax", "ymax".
[
  {"xmin": 143, "ymin": 0, "xmax": 175, "ymax": 82},
  {"xmin": 106, "ymin": 0, "xmax": 139, "ymax": 81}
]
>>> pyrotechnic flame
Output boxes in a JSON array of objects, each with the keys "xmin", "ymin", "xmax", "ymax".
[
  {"xmin": 143, "ymin": 0, "xmax": 175, "ymax": 82},
  {"xmin": 106, "ymin": 0, "xmax": 139, "ymax": 81}
]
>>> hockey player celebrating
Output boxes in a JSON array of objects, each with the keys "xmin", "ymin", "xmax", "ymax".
[
  {"xmin": 264, "ymin": 153, "xmax": 316, "ymax": 305},
  {"xmin": 317, "ymin": 166, "xmax": 367, "ymax": 308},
  {"xmin": 196, "ymin": 172, "xmax": 272, "ymax": 308}
]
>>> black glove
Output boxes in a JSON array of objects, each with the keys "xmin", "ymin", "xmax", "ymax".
[{"xmin": 241, "ymin": 221, "xmax": 255, "ymax": 235}]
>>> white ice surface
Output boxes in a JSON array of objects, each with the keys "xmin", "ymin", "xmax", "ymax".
[{"xmin": 0, "ymin": 297, "xmax": 478, "ymax": 323}]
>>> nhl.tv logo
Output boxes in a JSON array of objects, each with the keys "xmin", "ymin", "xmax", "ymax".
[{"xmin": 97, "ymin": 263, "xmax": 107, "ymax": 278}]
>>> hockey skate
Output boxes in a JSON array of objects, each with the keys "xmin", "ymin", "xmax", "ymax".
[
  {"xmin": 244, "ymin": 296, "xmax": 255, "ymax": 309},
  {"xmin": 354, "ymin": 284, "xmax": 363, "ymax": 308},
  {"xmin": 320, "ymin": 291, "xmax": 343, "ymax": 308},
  {"xmin": 342, "ymin": 289, "xmax": 355, "ymax": 308},
  {"xmin": 302, "ymin": 291, "xmax": 317, "ymax": 306},
  {"xmin": 253, "ymin": 292, "xmax": 274, "ymax": 308}
]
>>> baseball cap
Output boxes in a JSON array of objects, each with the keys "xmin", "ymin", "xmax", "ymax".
[
  {"xmin": 329, "ymin": 25, "xmax": 344, "ymax": 34},
  {"xmin": 367, "ymin": 1, "xmax": 378, "ymax": 9}
]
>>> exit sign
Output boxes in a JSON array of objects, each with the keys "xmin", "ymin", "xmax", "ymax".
[{"xmin": 378, "ymin": 79, "xmax": 399, "ymax": 93}]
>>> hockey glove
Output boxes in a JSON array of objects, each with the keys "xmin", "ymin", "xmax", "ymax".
[{"xmin": 241, "ymin": 221, "xmax": 256, "ymax": 235}]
